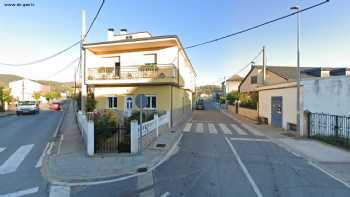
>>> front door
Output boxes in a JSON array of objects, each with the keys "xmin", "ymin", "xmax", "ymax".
[
  {"xmin": 271, "ymin": 96, "xmax": 283, "ymax": 128},
  {"xmin": 125, "ymin": 96, "xmax": 133, "ymax": 116}
]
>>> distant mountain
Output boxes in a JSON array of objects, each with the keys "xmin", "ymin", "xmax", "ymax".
[{"xmin": 0, "ymin": 74, "xmax": 74, "ymax": 92}]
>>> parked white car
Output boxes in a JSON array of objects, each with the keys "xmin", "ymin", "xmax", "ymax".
[{"xmin": 16, "ymin": 101, "xmax": 40, "ymax": 115}]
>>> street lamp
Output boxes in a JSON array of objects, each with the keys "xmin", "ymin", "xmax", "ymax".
[{"xmin": 290, "ymin": 6, "xmax": 301, "ymax": 135}]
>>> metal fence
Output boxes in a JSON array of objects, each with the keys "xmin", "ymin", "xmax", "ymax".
[
  {"xmin": 94, "ymin": 124, "xmax": 130, "ymax": 153},
  {"xmin": 308, "ymin": 112, "xmax": 350, "ymax": 140}
]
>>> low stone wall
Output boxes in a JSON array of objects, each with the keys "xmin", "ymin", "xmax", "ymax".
[
  {"xmin": 238, "ymin": 107, "xmax": 258, "ymax": 121},
  {"xmin": 228, "ymin": 104, "xmax": 237, "ymax": 114}
]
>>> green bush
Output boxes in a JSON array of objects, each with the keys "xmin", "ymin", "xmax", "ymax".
[
  {"xmin": 240, "ymin": 100, "xmax": 257, "ymax": 109},
  {"xmin": 226, "ymin": 91, "xmax": 240, "ymax": 105}
]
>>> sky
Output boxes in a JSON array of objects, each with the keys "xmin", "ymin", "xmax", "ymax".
[{"xmin": 0, "ymin": 0, "xmax": 349, "ymax": 85}]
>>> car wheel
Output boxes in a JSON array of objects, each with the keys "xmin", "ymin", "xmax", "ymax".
[{"xmin": 16, "ymin": 112, "xmax": 20, "ymax": 116}]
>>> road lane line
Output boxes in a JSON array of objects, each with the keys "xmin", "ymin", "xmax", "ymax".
[
  {"xmin": 196, "ymin": 123, "xmax": 204, "ymax": 133},
  {"xmin": 308, "ymin": 161, "xmax": 350, "ymax": 188},
  {"xmin": 219, "ymin": 123, "xmax": 232, "ymax": 135},
  {"xmin": 240, "ymin": 124, "xmax": 264, "ymax": 136},
  {"xmin": 46, "ymin": 142, "xmax": 54, "ymax": 155},
  {"xmin": 57, "ymin": 135, "xmax": 64, "ymax": 155},
  {"xmin": 183, "ymin": 123, "xmax": 192, "ymax": 132},
  {"xmin": 0, "ymin": 147, "xmax": 6, "ymax": 153},
  {"xmin": 161, "ymin": 192, "xmax": 170, "ymax": 197},
  {"xmin": 224, "ymin": 137, "xmax": 263, "ymax": 197},
  {"xmin": 0, "ymin": 187, "xmax": 39, "ymax": 197},
  {"xmin": 230, "ymin": 137, "xmax": 270, "ymax": 142},
  {"xmin": 35, "ymin": 143, "xmax": 50, "ymax": 168},
  {"xmin": 208, "ymin": 123, "xmax": 218, "ymax": 134},
  {"xmin": 49, "ymin": 185, "xmax": 70, "ymax": 197},
  {"xmin": 0, "ymin": 144, "xmax": 34, "ymax": 175},
  {"xmin": 230, "ymin": 124, "xmax": 247, "ymax": 135}
]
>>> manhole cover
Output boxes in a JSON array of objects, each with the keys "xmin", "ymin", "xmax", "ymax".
[
  {"xmin": 137, "ymin": 167, "xmax": 148, "ymax": 173},
  {"xmin": 156, "ymin": 143, "xmax": 166, "ymax": 148}
]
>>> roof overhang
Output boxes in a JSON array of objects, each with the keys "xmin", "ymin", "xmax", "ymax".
[{"xmin": 83, "ymin": 37, "xmax": 178, "ymax": 55}]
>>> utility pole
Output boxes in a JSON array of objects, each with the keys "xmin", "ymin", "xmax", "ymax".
[
  {"xmin": 81, "ymin": 9, "xmax": 87, "ymax": 113},
  {"xmin": 290, "ymin": 6, "xmax": 301, "ymax": 135},
  {"xmin": 262, "ymin": 46, "xmax": 266, "ymax": 85}
]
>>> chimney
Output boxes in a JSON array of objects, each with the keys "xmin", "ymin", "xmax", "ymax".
[
  {"xmin": 107, "ymin": 28, "xmax": 114, "ymax": 41},
  {"xmin": 120, "ymin": 28, "xmax": 128, "ymax": 35}
]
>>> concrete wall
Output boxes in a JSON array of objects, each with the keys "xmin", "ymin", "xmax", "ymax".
[
  {"xmin": 303, "ymin": 76, "xmax": 350, "ymax": 116},
  {"xmin": 238, "ymin": 107, "xmax": 258, "ymax": 121},
  {"xmin": 258, "ymin": 85, "xmax": 304, "ymax": 131}
]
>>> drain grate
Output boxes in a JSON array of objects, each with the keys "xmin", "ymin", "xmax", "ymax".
[
  {"xmin": 156, "ymin": 143, "xmax": 166, "ymax": 148},
  {"xmin": 137, "ymin": 167, "xmax": 148, "ymax": 173}
]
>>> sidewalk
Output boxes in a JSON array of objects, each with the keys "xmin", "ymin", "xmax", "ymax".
[
  {"xmin": 42, "ymin": 101, "xmax": 183, "ymax": 184},
  {"xmin": 0, "ymin": 111, "xmax": 15, "ymax": 117},
  {"xmin": 221, "ymin": 108, "xmax": 350, "ymax": 185}
]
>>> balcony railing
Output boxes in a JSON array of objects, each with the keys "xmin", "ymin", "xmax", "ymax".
[{"xmin": 87, "ymin": 64, "xmax": 176, "ymax": 82}]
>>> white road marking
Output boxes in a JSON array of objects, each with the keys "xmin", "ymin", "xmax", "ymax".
[
  {"xmin": 57, "ymin": 135, "xmax": 64, "ymax": 155},
  {"xmin": 225, "ymin": 137, "xmax": 263, "ymax": 197},
  {"xmin": 230, "ymin": 137, "xmax": 270, "ymax": 142},
  {"xmin": 161, "ymin": 192, "xmax": 170, "ymax": 197},
  {"xmin": 35, "ymin": 143, "xmax": 50, "ymax": 168},
  {"xmin": 183, "ymin": 123, "xmax": 192, "ymax": 132},
  {"xmin": 46, "ymin": 142, "xmax": 54, "ymax": 155},
  {"xmin": 219, "ymin": 123, "xmax": 232, "ymax": 135},
  {"xmin": 0, "ymin": 187, "xmax": 39, "ymax": 197},
  {"xmin": 49, "ymin": 185, "xmax": 70, "ymax": 197},
  {"xmin": 0, "ymin": 147, "xmax": 6, "ymax": 153},
  {"xmin": 308, "ymin": 161, "xmax": 350, "ymax": 189},
  {"xmin": 0, "ymin": 144, "xmax": 34, "ymax": 175},
  {"xmin": 208, "ymin": 123, "xmax": 218, "ymax": 134},
  {"xmin": 196, "ymin": 123, "xmax": 204, "ymax": 133},
  {"xmin": 137, "ymin": 172, "xmax": 155, "ymax": 197},
  {"xmin": 240, "ymin": 124, "xmax": 264, "ymax": 136},
  {"xmin": 230, "ymin": 124, "xmax": 247, "ymax": 135}
]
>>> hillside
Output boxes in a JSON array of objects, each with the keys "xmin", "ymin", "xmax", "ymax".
[{"xmin": 0, "ymin": 74, "xmax": 74, "ymax": 93}]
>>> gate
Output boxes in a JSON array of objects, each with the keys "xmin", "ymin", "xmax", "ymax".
[
  {"xmin": 308, "ymin": 112, "xmax": 350, "ymax": 144},
  {"xmin": 271, "ymin": 96, "xmax": 283, "ymax": 128},
  {"xmin": 94, "ymin": 124, "xmax": 130, "ymax": 153}
]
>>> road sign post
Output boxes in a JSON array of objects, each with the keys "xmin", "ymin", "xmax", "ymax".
[{"xmin": 135, "ymin": 94, "xmax": 147, "ymax": 152}]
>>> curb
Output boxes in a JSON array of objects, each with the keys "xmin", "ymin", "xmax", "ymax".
[
  {"xmin": 46, "ymin": 132, "xmax": 183, "ymax": 186},
  {"xmin": 0, "ymin": 112, "xmax": 16, "ymax": 118},
  {"xmin": 220, "ymin": 108, "xmax": 350, "ymax": 188}
]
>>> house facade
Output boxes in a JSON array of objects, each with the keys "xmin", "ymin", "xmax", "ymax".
[
  {"xmin": 240, "ymin": 65, "xmax": 350, "ymax": 136},
  {"xmin": 223, "ymin": 75, "xmax": 242, "ymax": 95},
  {"xmin": 83, "ymin": 29, "xmax": 196, "ymax": 126},
  {"xmin": 9, "ymin": 79, "xmax": 48, "ymax": 102}
]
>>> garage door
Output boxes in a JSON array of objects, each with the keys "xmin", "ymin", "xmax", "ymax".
[{"xmin": 271, "ymin": 96, "xmax": 283, "ymax": 128}]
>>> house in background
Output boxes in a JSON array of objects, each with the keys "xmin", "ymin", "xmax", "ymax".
[
  {"xmin": 83, "ymin": 29, "xmax": 196, "ymax": 126},
  {"xmin": 238, "ymin": 65, "xmax": 350, "ymax": 136},
  {"xmin": 222, "ymin": 74, "xmax": 242, "ymax": 95},
  {"xmin": 9, "ymin": 79, "xmax": 49, "ymax": 103}
]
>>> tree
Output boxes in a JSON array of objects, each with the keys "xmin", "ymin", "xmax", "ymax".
[
  {"xmin": 45, "ymin": 91, "xmax": 61, "ymax": 102},
  {"xmin": 0, "ymin": 88, "xmax": 13, "ymax": 112},
  {"xmin": 86, "ymin": 91, "xmax": 97, "ymax": 112},
  {"xmin": 226, "ymin": 91, "xmax": 240, "ymax": 105},
  {"xmin": 32, "ymin": 91, "xmax": 42, "ymax": 102}
]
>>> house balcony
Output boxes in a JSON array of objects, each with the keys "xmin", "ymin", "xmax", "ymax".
[{"xmin": 86, "ymin": 64, "xmax": 178, "ymax": 86}]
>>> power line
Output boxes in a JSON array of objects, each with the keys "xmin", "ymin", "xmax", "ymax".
[
  {"xmin": 46, "ymin": 57, "xmax": 80, "ymax": 79},
  {"xmin": 0, "ymin": 0, "xmax": 106, "ymax": 66},
  {"xmin": 184, "ymin": 0, "xmax": 329, "ymax": 49}
]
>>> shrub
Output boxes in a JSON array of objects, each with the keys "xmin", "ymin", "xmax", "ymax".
[
  {"xmin": 226, "ymin": 91, "xmax": 240, "ymax": 105},
  {"xmin": 240, "ymin": 99, "xmax": 257, "ymax": 109}
]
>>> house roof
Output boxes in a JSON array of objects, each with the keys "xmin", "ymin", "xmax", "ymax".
[{"xmin": 226, "ymin": 74, "xmax": 243, "ymax": 81}]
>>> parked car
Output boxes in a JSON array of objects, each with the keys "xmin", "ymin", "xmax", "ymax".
[
  {"xmin": 49, "ymin": 102, "xmax": 62, "ymax": 111},
  {"xmin": 195, "ymin": 99, "xmax": 205, "ymax": 110},
  {"xmin": 16, "ymin": 101, "xmax": 39, "ymax": 115}
]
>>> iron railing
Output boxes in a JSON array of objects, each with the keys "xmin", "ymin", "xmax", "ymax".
[
  {"xmin": 87, "ymin": 64, "xmax": 176, "ymax": 81},
  {"xmin": 94, "ymin": 124, "xmax": 130, "ymax": 153},
  {"xmin": 308, "ymin": 112, "xmax": 350, "ymax": 140}
]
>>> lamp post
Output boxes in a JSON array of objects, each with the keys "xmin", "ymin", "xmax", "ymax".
[{"xmin": 290, "ymin": 6, "xmax": 301, "ymax": 135}]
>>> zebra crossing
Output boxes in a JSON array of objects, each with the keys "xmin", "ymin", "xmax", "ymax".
[
  {"xmin": 0, "ymin": 143, "xmax": 48, "ymax": 196},
  {"xmin": 0, "ymin": 143, "xmax": 48, "ymax": 175},
  {"xmin": 182, "ymin": 122, "xmax": 264, "ymax": 136}
]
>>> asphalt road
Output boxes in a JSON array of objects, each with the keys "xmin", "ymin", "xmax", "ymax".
[
  {"xmin": 69, "ymin": 100, "xmax": 350, "ymax": 197},
  {"xmin": 0, "ymin": 108, "xmax": 63, "ymax": 196}
]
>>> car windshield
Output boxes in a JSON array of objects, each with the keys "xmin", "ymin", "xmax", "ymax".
[{"xmin": 18, "ymin": 101, "xmax": 36, "ymax": 106}]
